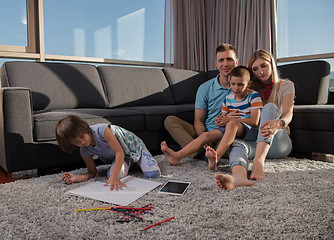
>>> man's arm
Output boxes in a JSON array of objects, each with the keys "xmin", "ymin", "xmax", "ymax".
[{"xmin": 194, "ymin": 108, "xmax": 207, "ymax": 136}]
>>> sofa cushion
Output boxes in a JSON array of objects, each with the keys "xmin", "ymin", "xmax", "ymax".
[
  {"xmin": 278, "ymin": 60, "xmax": 330, "ymax": 105},
  {"xmin": 291, "ymin": 105, "xmax": 334, "ymax": 131},
  {"xmin": 1, "ymin": 62, "xmax": 107, "ymax": 111},
  {"xmin": 33, "ymin": 109, "xmax": 145, "ymax": 142},
  {"xmin": 206, "ymin": 70, "xmax": 220, "ymax": 80},
  {"xmin": 121, "ymin": 104, "xmax": 195, "ymax": 131},
  {"xmin": 98, "ymin": 66, "xmax": 175, "ymax": 108},
  {"xmin": 163, "ymin": 68, "xmax": 208, "ymax": 104}
]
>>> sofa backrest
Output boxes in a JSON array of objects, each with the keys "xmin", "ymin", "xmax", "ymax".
[
  {"xmin": 278, "ymin": 60, "xmax": 331, "ymax": 105},
  {"xmin": 98, "ymin": 65, "xmax": 175, "ymax": 108},
  {"xmin": 163, "ymin": 68, "xmax": 209, "ymax": 104},
  {"xmin": 1, "ymin": 62, "xmax": 107, "ymax": 111}
]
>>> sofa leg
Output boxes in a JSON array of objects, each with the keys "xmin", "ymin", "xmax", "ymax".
[{"xmin": 0, "ymin": 167, "xmax": 14, "ymax": 184}]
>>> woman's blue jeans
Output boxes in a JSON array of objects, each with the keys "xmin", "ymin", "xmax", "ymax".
[{"xmin": 228, "ymin": 103, "xmax": 292, "ymax": 170}]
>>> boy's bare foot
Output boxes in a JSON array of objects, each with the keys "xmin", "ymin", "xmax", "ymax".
[
  {"xmin": 215, "ymin": 174, "xmax": 254, "ymax": 190},
  {"xmin": 205, "ymin": 146, "xmax": 218, "ymax": 171},
  {"xmin": 160, "ymin": 141, "xmax": 180, "ymax": 166},
  {"xmin": 250, "ymin": 161, "xmax": 266, "ymax": 180}
]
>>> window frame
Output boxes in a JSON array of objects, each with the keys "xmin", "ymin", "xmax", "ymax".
[{"xmin": 277, "ymin": 53, "xmax": 334, "ymax": 64}]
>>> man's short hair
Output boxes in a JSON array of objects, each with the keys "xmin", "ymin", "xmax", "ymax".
[
  {"xmin": 216, "ymin": 43, "xmax": 237, "ymax": 55},
  {"xmin": 229, "ymin": 66, "xmax": 251, "ymax": 82}
]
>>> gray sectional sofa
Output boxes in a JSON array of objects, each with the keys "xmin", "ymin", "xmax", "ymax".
[
  {"xmin": 278, "ymin": 61, "xmax": 334, "ymax": 155},
  {"xmin": 0, "ymin": 60, "xmax": 333, "ymax": 174}
]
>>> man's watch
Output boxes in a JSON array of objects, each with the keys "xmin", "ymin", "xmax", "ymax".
[{"xmin": 280, "ymin": 119, "xmax": 287, "ymax": 129}]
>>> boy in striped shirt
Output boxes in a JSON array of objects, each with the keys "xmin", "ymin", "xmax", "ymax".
[
  {"xmin": 206, "ymin": 66, "xmax": 262, "ymax": 178},
  {"xmin": 161, "ymin": 66, "xmax": 262, "ymax": 173}
]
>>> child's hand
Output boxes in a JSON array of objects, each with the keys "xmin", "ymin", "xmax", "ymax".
[
  {"xmin": 215, "ymin": 115, "xmax": 227, "ymax": 126},
  {"xmin": 105, "ymin": 176, "xmax": 127, "ymax": 191},
  {"xmin": 61, "ymin": 172, "xmax": 78, "ymax": 184},
  {"xmin": 226, "ymin": 112, "xmax": 242, "ymax": 119}
]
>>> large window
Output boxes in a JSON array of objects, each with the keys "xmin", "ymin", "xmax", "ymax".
[
  {"xmin": 0, "ymin": 0, "xmax": 27, "ymax": 47},
  {"xmin": 43, "ymin": 0, "xmax": 164, "ymax": 63},
  {"xmin": 277, "ymin": 0, "xmax": 334, "ymax": 91},
  {"xmin": 0, "ymin": 0, "xmax": 165, "ymax": 66},
  {"xmin": 277, "ymin": 0, "xmax": 334, "ymax": 59}
]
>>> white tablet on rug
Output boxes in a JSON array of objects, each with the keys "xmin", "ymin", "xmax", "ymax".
[{"xmin": 158, "ymin": 180, "xmax": 191, "ymax": 195}]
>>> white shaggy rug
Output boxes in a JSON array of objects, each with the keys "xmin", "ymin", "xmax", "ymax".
[{"xmin": 0, "ymin": 155, "xmax": 333, "ymax": 239}]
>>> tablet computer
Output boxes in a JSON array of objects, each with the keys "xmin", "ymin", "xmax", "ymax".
[{"xmin": 158, "ymin": 180, "xmax": 191, "ymax": 195}]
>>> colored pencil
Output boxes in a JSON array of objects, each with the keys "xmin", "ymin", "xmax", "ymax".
[
  {"xmin": 123, "ymin": 203, "xmax": 153, "ymax": 220},
  {"xmin": 75, "ymin": 205, "xmax": 132, "ymax": 212},
  {"xmin": 110, "ymin": 207, "xmax": 144, "ymax": 221},
  {"xmin": 140, "ymin": 217, "xmax": 175, "ymax": 231},
  {"xmin": 116, "ymin": 207, "xmax": 152, "ymax": 211},
  {"xmin": 123, "ymin": 210, "xmax": 144, "ymax": 220},
  {"xmin": 75, "ymin": 206, "xmax": 118, "ymax": 211}
]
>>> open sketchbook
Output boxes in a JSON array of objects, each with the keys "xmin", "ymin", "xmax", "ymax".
[{"xmin": 67, "ymin": 176, "xmax": 162, "ymax": 206}]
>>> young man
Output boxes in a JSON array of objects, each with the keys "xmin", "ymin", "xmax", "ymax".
[
  {"xmin": 161, "ymin": 66, "xmax": 262, "ymax": 172},
  {"xmin": 163, "ymin": 43, "xmax": 238, "ymax": 158}
]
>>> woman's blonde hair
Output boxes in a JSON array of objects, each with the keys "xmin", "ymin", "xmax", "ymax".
[
  {"xmin": 247, "ymin": 49, "xmax": 281, "ymax": 105},
  {"xmin": 56, "ymin": 115, "xmax": 91, "ymax": 153}
]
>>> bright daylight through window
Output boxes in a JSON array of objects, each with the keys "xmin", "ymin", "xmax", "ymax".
[
  {"xmin": 43, "ymin": 0, "xmax": 164, "ymax": 63},
  {"xmin": 277, "ymin": 0, "xmax": 334, "ymax": 91}
]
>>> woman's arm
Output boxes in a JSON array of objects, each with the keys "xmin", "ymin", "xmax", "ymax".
[
  {"xmin": 279, "ymin": 94, "xmax": 294, "ymax": 126},
  {"xmin": 260, "ymin": 94, "xmax": 294, "ymax": 138},
  {"xmin": 103, "ymin": 126, "xmax": 127, "ymax": 191}
]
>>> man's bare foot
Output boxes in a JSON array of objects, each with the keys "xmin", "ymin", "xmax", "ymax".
[
  {"xmin": 215, "ymin": 174, "xmax": 254, "ymax": 190},
  {"xmin": 214, "ymin": 174, "xmax": 235, "ymax": 190},
  {"xmin": 250, "ymin": 161, "xmax": 266, "ymax": 180},
  {"xmin": 205, "ymin": 146, "xmax": 219, "ymax": 171},
  {"xmin": 160, "ymin": 141, "xmax": 181, "ymax": 166}
]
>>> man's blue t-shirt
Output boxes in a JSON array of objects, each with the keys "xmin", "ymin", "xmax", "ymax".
[{"xmin": 195, "ymin": 74, "xmax": 231, "ymax": 131}]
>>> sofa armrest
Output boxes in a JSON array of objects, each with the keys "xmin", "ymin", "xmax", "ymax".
[{"xmin": 0, "ymin": 87, "xmax": 34, "ymax": 172}]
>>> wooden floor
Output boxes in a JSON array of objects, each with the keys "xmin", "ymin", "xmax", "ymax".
[
  {"xmin": 0, "ymin": 167, "xmax": 41, "ymax": 183},
  {"xmin": 0, "ymin": 160, "xmax": 88, "ymax": 184},
  {"xmin": 0, "ymin": 167, "xmax": 14, "ymax": 183}
]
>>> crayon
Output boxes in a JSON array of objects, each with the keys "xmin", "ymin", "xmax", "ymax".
[
  {"xmin": 123, "ymin": 203, "xmax": 153, "ymax": 220},
  {"xmin": 117, "ymin": 207, "xmax": 152, "ymax": 211},
  {"xmin": 110, "ymin": 207, "xmax": 144, "ymax": 221},
  {"xmin": 140, "ymin": 217, "xmax": 175, "ymax": 231},
  {"xmin": 75, "ymin": 205, "xmax": 133, "ymax": 212},
  {"xmin": 75, "ymin": 206, "xmax": 118, "ymax": 211}
]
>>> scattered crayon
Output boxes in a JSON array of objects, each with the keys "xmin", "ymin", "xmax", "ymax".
[{"xmin": 140, "ymin": 217, "xmax": 175, "ymax": 231}]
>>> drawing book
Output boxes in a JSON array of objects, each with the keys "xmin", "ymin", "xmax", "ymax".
[{"xmin": 67, "ymin": 176, "xmax": 162, "ymax": 206}]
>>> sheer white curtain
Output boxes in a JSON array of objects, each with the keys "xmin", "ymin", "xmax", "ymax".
[{"xmin": 166, "ymin": 0, "xmax": 277, "ymax": 70}]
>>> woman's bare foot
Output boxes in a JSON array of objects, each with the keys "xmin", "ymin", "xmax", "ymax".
[
  {"xmin": 215, "ymin": 174, "xmax": 254, "ymax": 190},
  {"xmin": 250, "ymin": 161, "xmax": 266, "ymax": 180},
  {"xmin": 160, "ymin": 141, "xmax": 181, "ymax": 166},
  {"xmin": 205, "ymin": 146, "xmax": 219, "ymax": 171}
]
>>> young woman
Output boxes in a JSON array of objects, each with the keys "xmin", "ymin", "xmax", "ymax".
[{"xmin": 215, "ymin": 49, "xmax": 295, "ymax": 190}]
